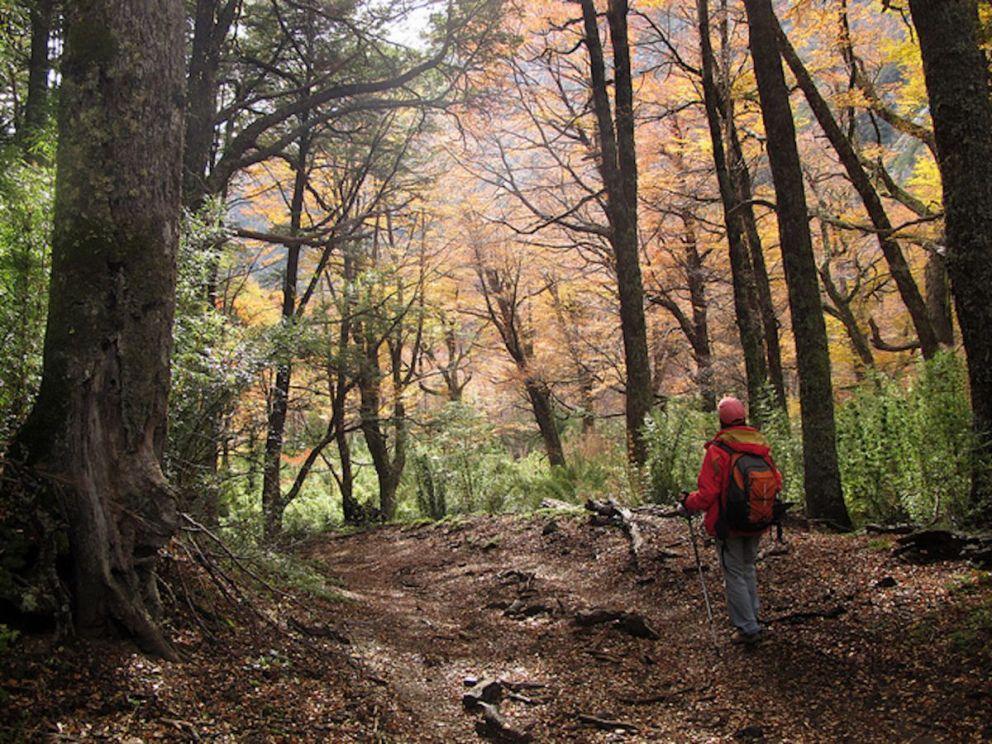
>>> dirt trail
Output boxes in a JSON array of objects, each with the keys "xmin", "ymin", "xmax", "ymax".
[{"xmin": 308, "ymin": 513, "xmax": 992, "ymax": 742}]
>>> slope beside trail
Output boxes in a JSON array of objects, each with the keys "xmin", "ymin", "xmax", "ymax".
[{"xmin": 308, "ymin": 512, "xmax": 992, "ymax": 743}]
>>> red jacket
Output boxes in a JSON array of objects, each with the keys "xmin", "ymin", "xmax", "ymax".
[{"xmin": 684, "ymin": 426, "xmax": 782, "ymax": 537}]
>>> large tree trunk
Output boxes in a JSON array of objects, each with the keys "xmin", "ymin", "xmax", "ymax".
[
  {"xmin": 775, "ymin": 18, "xmax": 941, "ymax": 359},
  {"xmin": 696, "ymin": 0, "xmax": 769, "ymax": 412},
  {"xmin": 743, "ymin": 0, "xmax": 851, "ymax": 529},
  {"xmin": 908, "ymin": 0, "xmax": 992, "ymax": 517},
  {"xmin": 580, "ymin": 0, "xmax": 653, "ymax": 466},
  {"xmin": 8, "ymin": 0, "xmax": 185, "ymax": 656},
  {"xmin": 355, "ymin": 358, "xmax": 403, "ymax": 521}
]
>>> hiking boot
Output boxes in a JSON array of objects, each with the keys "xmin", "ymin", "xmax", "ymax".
[{"xmin": 730, "ymin": 628, "xmax": 763, "ymax": 646}]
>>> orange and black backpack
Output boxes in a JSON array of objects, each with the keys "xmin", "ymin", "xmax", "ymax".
[{"xmin": 713, "ymin": 441, "xmax": 781, "ymax": 538}]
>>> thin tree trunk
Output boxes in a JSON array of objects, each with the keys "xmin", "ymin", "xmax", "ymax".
[
  {"xmin": 183, "ymin": 0, "xmax": 238, "ymax": 209},
  {"xmin": 580, "ymin": 0, "xmax": 653, "ymax": 465},
  {"xmin": 477, "ymin": 264, "xmax": 566, "ymax": 468},
  {"xmin": 19, "ymin": 0, "xmax": 54, "ymax": 159},
  {"xmin": 716, "ymin": 0, "xmax": 786, "ymax": 409},
  {"xmin": 819, "ymin": 263, "xmax": 875, "ymax": 373},
  {"xmin": 683, "ymin": 215, "xmax": 717, "ymax": 412},
  {"xmin": 547, "ymin": 278, "xmax": 597, "ymax": 432},
  {"xmin": 775, "ymin": 18, "xmax": 941, "ymax": 358},
  {"xmin": 8, "ymin": 0, "xmax": 185, "ymax": 656},
  {"xmin": 336, "ymin": 426, "xmax": 358, "ymax": 523},
  {"xmin": 909, "ymin": 0, "xmax": 992, "ymax": 517},
  {"xmin": 261, "ymin": 125, "xmax": 310, "ymax": 540},
  {"xmin": 696, "ymin": 0, "xmax": 769, "ymax": 411},
  {"xmin": 725, "ymin": 122, "xmax": 787, "ymax": 409},
  {"xmin": 743, "ymin": 0, "xmax": 851, "ymax": 529}
]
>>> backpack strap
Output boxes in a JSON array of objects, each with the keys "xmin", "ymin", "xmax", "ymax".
[
  {"xmin": 713, "ymin": 439, "xmax": 736, "ymax": 456},
  {"xmin": 711, "ymin": 439, "xmax": 737, "ymax": 539}
]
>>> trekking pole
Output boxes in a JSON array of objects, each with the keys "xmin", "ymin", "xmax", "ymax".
[{"xmin": 684, "ymin": 510, "xmax": 720, "ymax": 649}]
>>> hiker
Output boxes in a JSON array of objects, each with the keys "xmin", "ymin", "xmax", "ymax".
[{"xmin": 678, "ymin": 396, "xmax": 782, "ymax": 645}]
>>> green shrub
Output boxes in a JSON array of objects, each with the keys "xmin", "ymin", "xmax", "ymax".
[
  {"xmin": 836, "ymin": 352, "xmax": 974, "ymax": 525},
  {"xmin": 643, "ymin": 401, "xmax": 711, "ymax": 505},
  {"xmin": 414, "ymin": 451, "xmax": 447, "ymax": 520}
]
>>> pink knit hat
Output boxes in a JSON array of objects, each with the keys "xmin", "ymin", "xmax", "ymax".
[{"xmin": 718, "ymin": 396, "xmax": 747, "ymax": 426}]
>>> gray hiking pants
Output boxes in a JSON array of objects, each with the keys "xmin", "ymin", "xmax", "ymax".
[{"xmin": 717, "ymin": 535, "xmax": 762, "ymax": 635}]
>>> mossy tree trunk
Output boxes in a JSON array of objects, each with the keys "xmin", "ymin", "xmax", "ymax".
[
  {"xmin": 9, "ymin": 0, "xmax": 185, "ymax": 657},
  {"xmin": 743, "ymin": 0, "xmax": 851, "ymax": 529},
  {"xmin": 909, "ymin": 0, "xmax": 992, "ymax": 518}
]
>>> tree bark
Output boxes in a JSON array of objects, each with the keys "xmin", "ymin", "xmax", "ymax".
[
  {"xmin": 8, "ymin": 0, "xmax": 185, "ymax": 656},
  {"xmin": 924, "ymin": 250, "xmax": 954, "ymax": 346},
  {"xmin": 743, "ymin": 0, "xmax": 851, "ymax": 529},
  {"xmin": 580, "ymin": 0, "xmax": 653, "ymax": 465},
  {"xmin": 775, "ymin": 17, "xmax": 941, "ymax": 359},
  {"xmin": 354, "ymin": 345, "xmax": 405, "ymax": 520},
  {"xmin": 696, "ymin": 0, "xmax": 769, "ymax": 412},
  {"xmin": 909, "ymin": 0, "xmax": 992, "ymax": 516}
]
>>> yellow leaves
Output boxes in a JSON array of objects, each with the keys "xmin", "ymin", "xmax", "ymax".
[
  {"xmin": 877, "ymin": 35, "xmax": 929, "ymax": 115},
  {"xmin": 906, "ymin": 155, "xmax": 942, "ymax": 211},
  {"xmin": 232, "ymin": 275, "xmax": 282, "ymax": 327}
]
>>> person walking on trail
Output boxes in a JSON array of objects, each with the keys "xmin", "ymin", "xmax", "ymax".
[{"xmin": 678, "ymin": 396, "xmax": 783, "ymax": 645}]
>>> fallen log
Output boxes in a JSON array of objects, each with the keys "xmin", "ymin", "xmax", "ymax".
[
  {"xmin": 893, "ymin": 529, "xmax": 991, "ymax": 564},
  {"xmin": 633, "ymin": 504, "xmax": 681, "ymax": 519},
  {"xmin": 585, "ymin": 498, "xmax": 645, "ymax": 571}
]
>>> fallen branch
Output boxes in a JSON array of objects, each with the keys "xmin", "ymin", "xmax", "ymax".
[
  {"xmin": 578, "ymin": 713, "xmax": 638, "ymax": 732},
  {"xmin": 539, "ymin": 498, "xmax": 579, "ymax": 511},
  {"xmin": 475, "ymin": 702, "xmax": 533, "ymax": 743},
  {"xmin": 585, "ymin": 498, "xmax": 644, "ymax": 571}
]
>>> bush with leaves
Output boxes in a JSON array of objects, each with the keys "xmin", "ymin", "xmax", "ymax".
[
  {"xmin": 167, "ymin": 205, "xmax": 268, "ymax": 520},
  {"xmin": 0, "ymin": 154, "xmax": 52, "ymax": 443},
  {"xmin": 643, "ymin": 400, "xmax": 711, "ymax": 505},
  {"xmin": 835, "ymin": 352, "xmax": 974, "ymax": 525},
  {"xmin": 413, "ymin": 451, "xmax": 447, "ymax": 520}
]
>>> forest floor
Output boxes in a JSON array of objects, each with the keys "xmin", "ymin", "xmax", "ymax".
[{"xmin": 3, "ymin": 511, "xmax": 992, "ymax": 742}]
